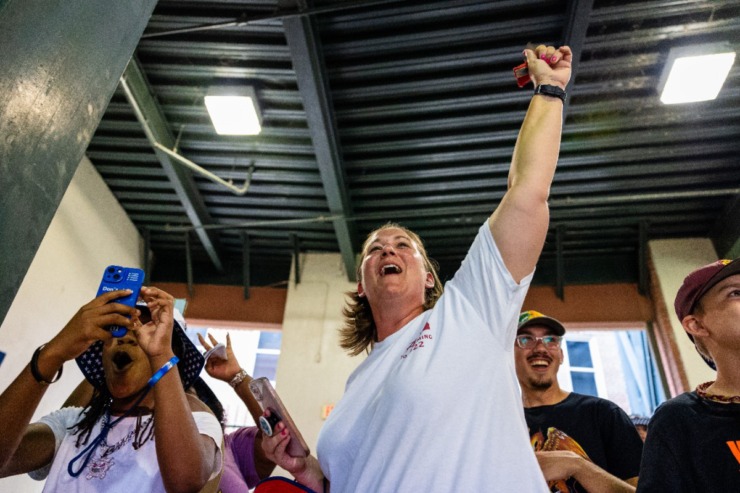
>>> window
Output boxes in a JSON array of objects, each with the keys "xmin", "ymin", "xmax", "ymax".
[
  {"xmin": 560, "ymin": 336, "xmax": 606, "ymax": 399},
  {"xmin": 558, "ymin": 328, "xmax": 666, "ymax": 416},
  {"xmin": 254, "ymin": 331, "xmax": 281, "ymax": 385},
  {"xmin": 566, "ymin": 340, "xmax": 599, "ymax": 396}
]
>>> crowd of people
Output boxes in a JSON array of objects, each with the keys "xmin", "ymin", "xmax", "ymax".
[{"xmin": 0, "ymin": 41, "xmax": 737, "ymax": 493}]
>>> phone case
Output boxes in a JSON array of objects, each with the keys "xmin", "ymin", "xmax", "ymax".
[
  {"xmin": 96, "ymin": 265, "xmax": 145, "ymax": 337},
  {"xmin": 249, "ymin": 377, "xmax": 310, "ymax": 458}
]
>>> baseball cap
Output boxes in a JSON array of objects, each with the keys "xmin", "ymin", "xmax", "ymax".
[
  {"xmin": 518, "ymin": 310, "xmax": 566, "ymax": 336},
  {"xmin": 673, "ymin": 258, "xmax": 739, "ymax": 370},
  {"xmin": 674, "ymin": 258, "xmax": 740, "ymax": 322}
]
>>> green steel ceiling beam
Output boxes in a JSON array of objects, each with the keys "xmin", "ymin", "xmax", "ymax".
[
  {"xmin": 561, "ymin": 0, "xmax": 594, "ymax": 117},
  {"xmin": 281, "ymin": 2, "xmax": 359, "ymax": 281},
  {"xmin": 120, "ymin": 57, "xmax": 224, "ymax": 272}
]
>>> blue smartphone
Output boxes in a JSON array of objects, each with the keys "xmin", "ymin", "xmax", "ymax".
[{"xmin": 96, "ymin": 265, "xmax": 145, "ymax": 337}]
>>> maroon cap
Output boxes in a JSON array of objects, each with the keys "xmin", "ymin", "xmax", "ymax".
[
  {"xmin": 674, "ymin": 258, "xmax": 740, "ymax": 322},
  {"xmin": 673, "ymin": 258, "xmax": 740, "ymax": 370}
]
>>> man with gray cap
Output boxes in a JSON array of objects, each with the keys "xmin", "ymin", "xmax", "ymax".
[
  {"xmin": 515, "ymin": 310, "xmax": 643, "ymax": 492},
  {"xmin": 637, "ymin": 258, "xmax": 740, "ymax": 492}
]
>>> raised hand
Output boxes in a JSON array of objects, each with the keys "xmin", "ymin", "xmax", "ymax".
[
  {"xmin": 46, "ymin": 290, "xmax": 137, "ymax": 364},
  {"xmin": 198, "ymin": 332, "xmax": 242, "ymax": 382},
  {"xmin": 524, "ymin": 45, "xmax": 572, "ymax": 89},
  {"xmin": 131, "ymin": 286, "xmax": 175, "ymax": 359}
]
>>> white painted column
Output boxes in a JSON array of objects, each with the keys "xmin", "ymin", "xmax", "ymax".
[{"xmin": 275, "ymin": 253, "xmax": 364, "ymax": 462}]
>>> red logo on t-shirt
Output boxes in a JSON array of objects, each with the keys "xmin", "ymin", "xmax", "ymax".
[{"xmin": 401, "ymin": 323, "xmax": 433, "ymax": 359}]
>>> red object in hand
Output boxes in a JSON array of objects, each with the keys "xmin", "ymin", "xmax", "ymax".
[{"xmin": 513, "ymin": 62, "xmax": 531, "ymax": 87}]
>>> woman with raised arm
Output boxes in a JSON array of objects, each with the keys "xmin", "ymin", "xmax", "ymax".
[{"xmin": 262, "ymin": 43, "xmax": 572, "ymax": 493}]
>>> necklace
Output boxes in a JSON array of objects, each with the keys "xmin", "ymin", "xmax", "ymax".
[
  {"xmin": 695, "ymin": 381, "xmax": 740, "ymax": 404},
  {"xmin": 84, "ymin": 413, "xmax": 154, "ymax": 480}
]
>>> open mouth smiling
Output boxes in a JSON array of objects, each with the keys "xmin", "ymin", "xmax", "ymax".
[
  {"xmin": 380, "ymin": 264, "xmax": 402, "ymax": 276},
  {"xmin": 528, "ymin": 356, "xmax": 552, "ymax": 369}
]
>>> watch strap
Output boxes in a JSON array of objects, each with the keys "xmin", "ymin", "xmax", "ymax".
[{"xmin": 534, "ymin": 84, "xmax": 566, "ymax": 103}]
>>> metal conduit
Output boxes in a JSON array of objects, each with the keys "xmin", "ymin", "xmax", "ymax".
[
  {"xmin": 153, "ymin": 142, "xmax": 255, "ymax": 196},
  {"xmin": 141, "ymin": 0, "xmax": 404, "ymax": 39}
]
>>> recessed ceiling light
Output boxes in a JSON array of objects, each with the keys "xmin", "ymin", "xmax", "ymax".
[
  {"xmin": 205, "ymin": 86, "xmax": 263, "ymax": 135},
  {"xmin": 659, "ymin": 43, "xmax": 735, "ymax": 104}
]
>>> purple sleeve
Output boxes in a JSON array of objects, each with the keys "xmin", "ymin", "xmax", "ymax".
[{"xmin": 224, "ymin": 426, "xmax": 261, "ymax": 488}]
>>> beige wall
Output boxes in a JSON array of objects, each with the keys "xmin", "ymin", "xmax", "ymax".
[
  {"xmin": 0, "ymin": 157, "xmax": 143, "ymax": 492},
  {"xmin": 275, "ymin": 253, "xmax": 364, "ymax": 464},
  {"xmin": 649, "ymin": 238, "xmax": 718, "ymax": 389}
]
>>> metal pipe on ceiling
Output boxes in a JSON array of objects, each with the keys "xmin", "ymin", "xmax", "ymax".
[
  {"xmin": 141, "ymin": 0, "xmax": 403, "ymax": 39},
  {"xmin": 152, "ymin": 143, "xmax": 255, "ymax": 196}
]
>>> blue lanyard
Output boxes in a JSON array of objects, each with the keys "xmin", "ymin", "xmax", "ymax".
[
  {"xmin": 67, "ymin": 389, "xmax": 150, "ymax": 477},
  {"xmin": 67, "ymin": 355, "xmax": 179, "ymax": 477}
]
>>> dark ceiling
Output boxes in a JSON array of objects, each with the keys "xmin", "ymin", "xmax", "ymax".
[{"xmin": 86, "ymin": 0, "xmax": 740, "ymax": 294}]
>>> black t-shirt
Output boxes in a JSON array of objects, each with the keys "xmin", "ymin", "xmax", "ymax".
[
  {"xmin": 637, "ymin": 391, "xmax": 740, "ymax": 492},
  {"xmin": 524, "ymin": 392, "xmax": 643, "ymax": 493}
]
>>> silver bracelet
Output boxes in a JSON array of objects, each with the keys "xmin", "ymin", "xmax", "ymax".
[{"xmin": 229, "ymin": 369, "xmax": 250, "ymax": 389}]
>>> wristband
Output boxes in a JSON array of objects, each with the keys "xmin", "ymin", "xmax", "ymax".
[
  {"xmin": 229, "ymin": 369, "xmax": 250, "ymax": 389},
  {"xmin": 534, "ymin": 84, "xmax": 566, "ymax": 103},
  {"xmin": 30, "ymin": 344, "xmax": 63, "ymax": 385},
  {"xmin": 148, "ymin": 356, "xmax": 179, "ymax": 387}
]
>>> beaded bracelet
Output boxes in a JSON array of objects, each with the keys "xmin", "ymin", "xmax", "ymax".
[
  {"xmin": 30, "ymin": 344, "xmax": 63, "ymax": 385},
  {"xmin": 148, "ymin": 356, "xmax": 179, "ymax": 387}
]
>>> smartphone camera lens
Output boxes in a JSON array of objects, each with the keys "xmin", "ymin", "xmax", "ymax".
[
  {"xmin": 259, "ymin": 412, "xmax": 281, "ymax": 437},
  {"xmin": 113, "ymin": 273, "xmax": 121, "ymax": 280}
]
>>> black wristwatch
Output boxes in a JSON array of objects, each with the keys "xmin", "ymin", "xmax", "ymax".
[{"xmin": 534, "ymin": 84, "xmax": 566, "ymax": 103}]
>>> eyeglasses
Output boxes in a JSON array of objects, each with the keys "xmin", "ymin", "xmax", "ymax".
[{"xmin": 515, "ymin": 334, "xmax": 562, "ymax": 349}]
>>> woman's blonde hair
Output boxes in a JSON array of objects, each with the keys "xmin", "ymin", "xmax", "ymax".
[{"xmin": 339, "ymin": 223, "xmax": 443, "ymax": 356}]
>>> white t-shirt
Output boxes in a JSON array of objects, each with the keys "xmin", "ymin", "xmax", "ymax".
[
  {"xmin": 316, "ymin": 223, "xmax": 549, "ymax": 493},
  {"xmin": 31, "ymin": 406, "xmax": 223, "ymax": 493}
]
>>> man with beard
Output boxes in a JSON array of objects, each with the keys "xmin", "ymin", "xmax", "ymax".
[{"xmin": 515, "ymin": 310, "xmax": 643, "ymax": 493}]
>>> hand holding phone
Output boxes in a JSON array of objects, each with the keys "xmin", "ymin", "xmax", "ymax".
[
  {"xmin": 96, "ymin": 265, "xmax": 145, "ymax": 337},
  {"xmin": 249, "ymin": 377, "xmax": 310, "ymax": 458}
]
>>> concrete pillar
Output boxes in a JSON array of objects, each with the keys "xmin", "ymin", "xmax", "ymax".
[{"xmin": 0, "ymin": 0, "xmax": 158, "ymax": 324}]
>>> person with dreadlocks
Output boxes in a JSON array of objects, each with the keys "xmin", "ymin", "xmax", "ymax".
[{"xmin": 0, "ymin": 286, "xmax": 223, "ymax": 492}]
